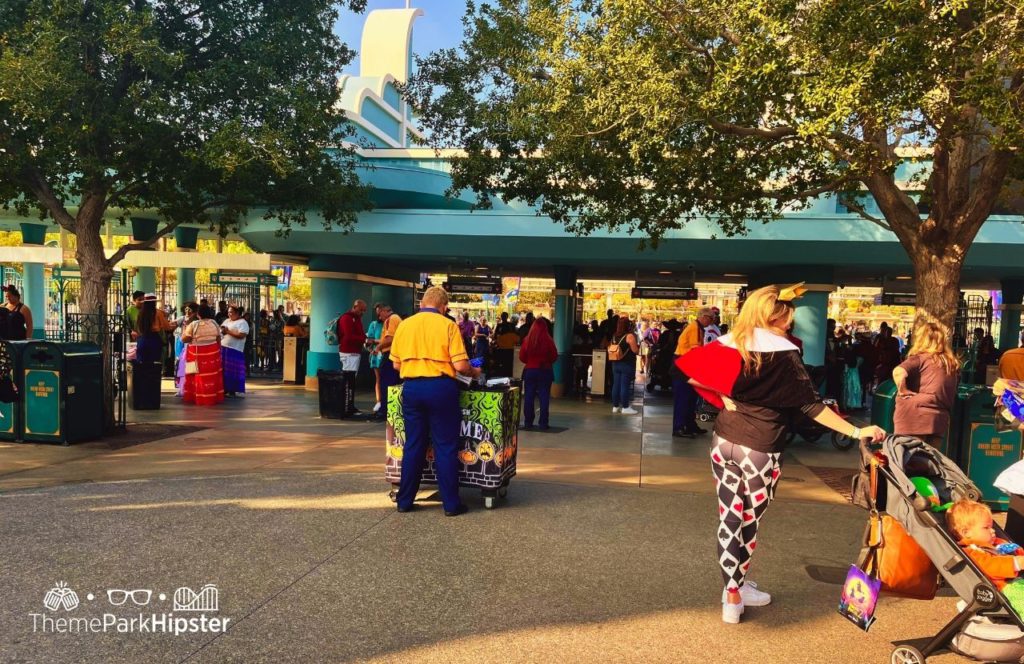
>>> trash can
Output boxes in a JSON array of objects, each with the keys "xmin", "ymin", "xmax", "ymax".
[
  {"xmin": 317, "ymin": 369, "xmax": 354, "ymax": 419},
  {"xmin": 385, "ymin": 383, "xmax": 522, "ymax": 509},
  {"xmin": 960, "ymin": 387, "xmax": 1024, "ymax": 509},
  {"xmin": 0, "ymin": 340, "xmax": 31, "ymax": 442},
  {"xmin": 591, "ymin": 349, "xmax": 608, "ymax": 396},
  {"xmin": 283, "ymin": 337, "xmax": 308, "ymax": 385},
  {"xmin": 128, "ymin": 360, "xmax": 163, "ymax": 410},
  {"xmin": 22, "ymin": 341, "xmax": 103, "ymax": 445}
]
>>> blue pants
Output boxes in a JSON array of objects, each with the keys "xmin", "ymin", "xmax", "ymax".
[
  {"xmin": 522, "ymin": 367, "xmax": 553, "ymax": 427},
  {"xmin": 673, "ymin": 376, "xmax": 698, "ymax": 432},
  {"xmin": 611, "ymin": 361, "xmax": 635, "ymax": 408},
  {"xmin": 396, "ymin": 377, "xmax": 463, "ymax": 513}
]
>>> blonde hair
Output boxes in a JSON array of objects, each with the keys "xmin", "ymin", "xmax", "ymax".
[
  {"xmin": 420, "ymin": 286, "xmax": 449, "ymax": 308},
  {"xmin": 732, "ymin": 285, "xmax": 795, "ymax": 374},
  {"xmin": 909, "ymin": 322, "xmax": 961, "ymax": 375},
  {"xmin": 946, "ymin": 499, "xmax": 991, "ymax": 541}
]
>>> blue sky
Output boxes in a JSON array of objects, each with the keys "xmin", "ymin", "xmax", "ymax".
[{"xmin": 334, "ymin": 1, "xmax": 466, "ymax": 76}]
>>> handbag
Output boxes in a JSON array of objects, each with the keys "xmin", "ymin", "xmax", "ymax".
[
  {"xmin": 185, "ymin": 360, "xmax": 199, "ymax": 375},
  {"xmin": 858, "ymin": 458, "xmax": 938, "ymax": 600}
]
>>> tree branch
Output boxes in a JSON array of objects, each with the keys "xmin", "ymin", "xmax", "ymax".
[
  {"xmin": 707, "ymin": 118, "xmax": 797, "ymax": 139},
  {"xmin": 837, "ymin": 195, "xmax": 893, "ymax": 232},
  {"xmin": 106, "ymin": 218, "xmax": 187, "ymax": 267},
  {"xmin": 19, "ymin": 166, "xmax": 76, "ymax": 231}
]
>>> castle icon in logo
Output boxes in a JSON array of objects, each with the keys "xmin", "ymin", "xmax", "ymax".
[
  {"xmin": 43, "ymin": 582, "xmax": 80, "ymax": 612},
  {"xmin": 173, "ymin": 584, "xmax": 219, "ymax": 612}
]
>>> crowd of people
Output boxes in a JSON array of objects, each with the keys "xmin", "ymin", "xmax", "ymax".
[{"xmin": 126, "ymin": 291, "xmax": 310, "ymax": 407}]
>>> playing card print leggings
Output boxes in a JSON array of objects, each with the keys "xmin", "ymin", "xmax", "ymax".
[{"xmin": 711, "ymin": 434, "xmax": 782, "ymax": 591}]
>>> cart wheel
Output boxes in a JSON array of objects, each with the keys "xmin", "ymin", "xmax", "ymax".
[
  {"xmin": 890, "ymin": 645, "xmax": 925, "ymax": 664},
  {"xmin": 698, "ymin": 413, "xmax": 711, "ymax": 423},
  {"xmin": 498, "ymin": 486, "xmax": 508, "ymax": 498},
  {"xmin": 831, "ymin": 432, "xmax": 856, "ymax": 451},
  {"xmin": 387, "ymin": 490, "xmax": 397, "ymax": 503},
  {"xmin": 484, "ymin": 496, "xmax": 496, "ymax": 509}
]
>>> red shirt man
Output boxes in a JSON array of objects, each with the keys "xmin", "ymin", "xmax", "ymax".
[{"xmin": 337, "ymin": 300, "xmax": 368, "ymax": 372}]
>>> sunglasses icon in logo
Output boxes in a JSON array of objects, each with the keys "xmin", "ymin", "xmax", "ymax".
[{"xmin": 107, "ymin": 589, "xmax": 152, "ymax": 606}]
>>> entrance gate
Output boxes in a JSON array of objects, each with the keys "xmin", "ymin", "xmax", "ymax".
[{"xmin": 210, "ymin": 273, "xmax": 281, "ymax": 377}]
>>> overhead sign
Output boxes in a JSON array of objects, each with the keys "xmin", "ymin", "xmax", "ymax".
[
  {"xmin": 444, "ymin": 276, "xmax": 503, "ymax": 295},
  {"xmin": 271, "ymin": 265, "xmax": 293, "ymax": 290},
  {"xmin": 210, "ymin": 273, "xmax": 278, "ymax": 286},
  {"xmin": 631, "ymin": 286, "xmax": 700, "ymax": 300},
  {"xmin": 880, "ymin": 293, "xmax": 916, "ymax": 306}
]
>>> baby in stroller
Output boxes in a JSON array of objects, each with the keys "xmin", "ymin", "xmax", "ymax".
[{"xmin": 948, "ymin": 500, "xmax": 1024, "ymax": 617}]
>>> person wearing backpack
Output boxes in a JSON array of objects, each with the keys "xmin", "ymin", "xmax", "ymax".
[
  {"xmin": 4, "ymin": 285, "xmax": 32, "ymax": 340},
  {"xmin": 336, "ymin": 299, "xmax": 368, "ymax": 416},
  {"xmin": 608, "ymin": 317, "xmax": 640, "ymax": 414}
]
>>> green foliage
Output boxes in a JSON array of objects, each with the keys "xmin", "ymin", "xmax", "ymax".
[
  {"xmin": 406, "ymin": 0, "xmax": 1023, "ymax": 243},
  {"xmin": 0, "ymin": 0, "xmax": 370, "ymax": 301}
]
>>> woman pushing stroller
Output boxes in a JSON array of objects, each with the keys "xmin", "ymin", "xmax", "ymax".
[{"xmin": 677, "ymin": 283, "xmax": 886, "ymax": 624}]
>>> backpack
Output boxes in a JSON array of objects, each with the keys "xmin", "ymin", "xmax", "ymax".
[{"xmin": 324, "ymin": 313, "xmax": 342, "ymax": 346}]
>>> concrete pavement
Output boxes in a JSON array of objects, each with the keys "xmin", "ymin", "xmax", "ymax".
[{"xmin": 0, "ymin": 379, "xmax": 972, "ymax": 663}]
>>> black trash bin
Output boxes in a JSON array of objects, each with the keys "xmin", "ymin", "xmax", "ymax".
[
  {"xmin": 22, "ymin": 341, "xmax": 103, "ymax": 445},
  {"xmin": 0, "ymin": 340, "xmax": 30, "ymax": 442},
  {"xmin": 318, "ymin": 369, "xmax": 354, "ymax": 419},
  {"xmin": 128, "ymin": 360, "xmax": 163, "ymax": 410}
]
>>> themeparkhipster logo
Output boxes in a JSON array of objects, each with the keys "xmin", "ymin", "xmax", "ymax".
[{"xmin": 30, "ymin": 582, "xmax": 230, "ymax": 635}]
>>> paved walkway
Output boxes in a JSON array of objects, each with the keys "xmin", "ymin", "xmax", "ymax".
[{"xmin": 0, "ymin": 379, "xmax": 970, "ymax": 663}]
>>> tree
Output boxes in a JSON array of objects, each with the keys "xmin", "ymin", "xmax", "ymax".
[
  {"xmin": 0, "ymin": 0, "xmax": 370, "ymax": 314},
  {"xmin": 405, "ymin": 0, "xmax": 1024, "ymax": 332}
]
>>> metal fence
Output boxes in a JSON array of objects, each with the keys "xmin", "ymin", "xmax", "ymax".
[{"xmin": 45, "ymin": 312, "xmax": 129, "ymax": 431}]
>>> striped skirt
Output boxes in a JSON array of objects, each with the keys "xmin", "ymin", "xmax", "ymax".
[
  {"xmin": 183, "ymin": 343, "xmax": 224, "ymax": 406},
  {"xmin": 221, "ymin": 346, "xmax": 247, "ymax": 394}
]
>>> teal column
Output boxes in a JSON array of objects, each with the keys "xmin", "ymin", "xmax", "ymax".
[
  {"xmin": 19, "ymin": 223, "xmax": 47, "ymax": 339},
  {"xmin": 306, "ymin": 271, "xmax": 372, "ymax": 386},
  {"xmin": 793, "ymin": 290, "xmax": 831, "ymax": 366},
  {"xmin": 174, "ymin": 227, "xmax": 200, "ymax": 312},
  {"xmin": 130, "ymin": 217, "xmax": 159, "ymax": 295},
  {"xmin": 999, "ymin": 279, "xmax": 1024, "ymax": 350},
  {"xmin": 370, "ymin": 284, "xmax": 415, "ymax": 318},
  {"xmin": 552, "ymin": 266, "xmax": 577, "ymax": 396},
  {"xmin": 132, "ymin": 268, "xmax": 157, "ymax": 294}
]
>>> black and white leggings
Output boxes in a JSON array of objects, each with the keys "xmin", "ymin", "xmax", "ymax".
[{"xmin": 711, "ymin": 434, "xmax": 782, "ymax": 591}]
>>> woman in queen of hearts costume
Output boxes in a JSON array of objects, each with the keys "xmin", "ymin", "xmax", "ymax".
[{"xmin": 677, "ymin": 283, "xmax": 886, "ymax": 624}]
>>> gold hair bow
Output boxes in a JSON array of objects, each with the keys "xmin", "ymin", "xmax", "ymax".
[{"xmin": 778, "ymin": 282, "xmax": 807, "ymax": 302}]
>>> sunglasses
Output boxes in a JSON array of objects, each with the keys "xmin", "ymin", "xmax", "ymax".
[{"xmin": 107, "ymin": 589, "xmax": 152, "ymax": 606}]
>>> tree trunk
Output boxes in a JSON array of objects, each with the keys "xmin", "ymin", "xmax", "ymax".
[
  {"xmin": 75, "ymin": 223, "xmax": 114, "ymax": 316},
  {"xmin": 74, "ymin": 212, "xmax": 116, "ymax": 430},
  {"xmin": 909, "ymin": 245, "xmax": 963, "ymax": 338}
]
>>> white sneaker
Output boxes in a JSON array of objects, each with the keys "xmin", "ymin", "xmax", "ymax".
[
  {"xmin": 612, "ymin": 407, "xmax": 621, "ymax": 413},
  {"xmin": 722, "ymin": 599, "xmax": 743, "ymax": 624},
  {"xmin": 620, "ymin": 407, "xmax": 639, "ymax": 415},
  {"xmin": 372, "ymin": 402, "xmax": 381, "ymax": 413},
  {"xmin": 722, "ymin": 581, "xmax": 771, "ymax": 607}
]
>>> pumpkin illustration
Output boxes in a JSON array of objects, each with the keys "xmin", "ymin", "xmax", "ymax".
[
  {"xmin": 476, "ymin": 441, "xmax": 496, "ymax": 462},
  {"xmin": 459, "ymin": 448, "xmax": 477, "ymax": 464},
  {"xmin": 425, "ymin": 446, "xmax": 435, "ymax": 462}
]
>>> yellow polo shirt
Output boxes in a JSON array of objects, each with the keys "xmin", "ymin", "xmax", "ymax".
[
  {"xmin": 1000, "ymin": 348, "xmax": 1024, "ymax": 381},
  {"xmin": 390, "ymin": 311, "xmax": 467, "ymax": 379},
  {"xmin": 382, "ymin": 313, "xmax": 403, "ymax": 340},
  {"xmin": 674, "ymin": 322, "xmax": 701, "ymax": 356}
]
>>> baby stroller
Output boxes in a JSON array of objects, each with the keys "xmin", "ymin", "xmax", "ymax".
[
  {"xmin": 859, "ymin": 435, "xmax": 1024, "ymax": 664},
  {"xmin": 696, "ymin": 397, "xmax": 720, "ymax": 424}
]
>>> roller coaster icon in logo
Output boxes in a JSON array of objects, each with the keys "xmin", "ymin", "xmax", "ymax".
[{"xmin": 173, "ymin": 584, "xmax": 219, "ymax": 612}]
